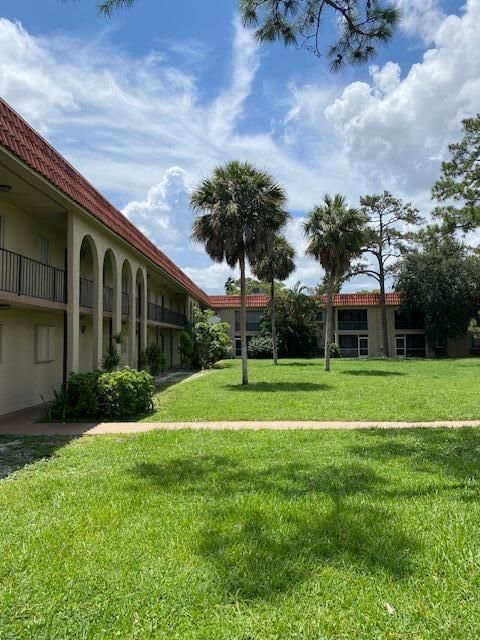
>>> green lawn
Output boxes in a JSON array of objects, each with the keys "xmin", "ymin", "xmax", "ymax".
[
  {"xmin": 1, "ymin": 428, "xmax": 480, "ymax": 639},
  {"xmin": 148, "ymin": 358, "xmax": 480, "ymax": 422}
]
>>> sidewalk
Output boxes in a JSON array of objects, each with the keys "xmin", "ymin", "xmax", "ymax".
[{"xmin": 1, "ymin": 408, "xmax": 480, "ymax": 436}]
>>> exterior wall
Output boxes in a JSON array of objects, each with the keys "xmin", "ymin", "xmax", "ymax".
[
  {"xmin": 0, "ymin": 199, "xmax": 67, "ymax": 271},
  {"xmin": 0, "ymin": 308, "xmax": 64, "ymax": 415}
]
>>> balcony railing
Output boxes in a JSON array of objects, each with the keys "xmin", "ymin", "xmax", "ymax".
[
  {"xmin": 103, "ymin": 285, "xmax": 113, "ymax": 313},
  {"xmin": 122, "ymin": 291, "xmax": 129, "ymax": 316},
  {"xmin": 0, "ymin": 247, "xmax": 66, "ymax": 303},
  {"xmin": 79, "ymin": 277, "xmax": 94, "ymax": 308},
  {"xmin": 337, "ymin": 320, "xmax": 368, "ymax": 331},
  {"xmin": 147, "ymin": 301, "xmax": 187, "ymax": 328}
]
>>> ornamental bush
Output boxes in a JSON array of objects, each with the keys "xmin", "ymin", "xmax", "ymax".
[
  {"xmin": 247, "ymin": 334, "xmax": 273, "ymax": 359},
  {"xmin": 46, "ymin": 368, "xmax": 154, "ymax": 421}
]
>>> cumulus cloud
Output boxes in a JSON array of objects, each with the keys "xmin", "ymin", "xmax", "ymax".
[{"xmin": 325, "ymin": 0, "xmax": 480, "ymax": 204}]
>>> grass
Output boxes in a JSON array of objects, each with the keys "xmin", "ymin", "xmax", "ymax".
[
  {"xmin": 147, "ymin": 358, "xmax": 480, "ymax": 422},
  {"xmin": 1, "ymin": 428, "xmax": 480, "ymax": 638}
]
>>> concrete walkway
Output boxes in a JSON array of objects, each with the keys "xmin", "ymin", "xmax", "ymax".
[{"xmin": 0, "ymin": 407, "xmax": 480, "ymax": 436}]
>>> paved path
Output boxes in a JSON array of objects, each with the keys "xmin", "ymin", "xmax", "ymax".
[{"xmin": 0, "ymin": 408, "xmax": 480, "ymax": 436}]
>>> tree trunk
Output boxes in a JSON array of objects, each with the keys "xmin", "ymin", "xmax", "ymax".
[
  {"xmin": 271, "ymin": 280, "xmax": 278, "ymax": 365},
  {"xmin": 239, "ymin": 253, "xmax": 249, "ymax": 385},
  {"xmin": 325, "ymin": 277, "xmax": 335, "ymax": 372},
  {"xmin": 379, "ymin": 260, "xmax": 390, "ymax": 358}
]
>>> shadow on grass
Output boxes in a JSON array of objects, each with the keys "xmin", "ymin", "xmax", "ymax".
[
  {"xmin": 132, "ymin": 456, "xmax": 417, "ymax": 600},
  {"xmin": 341, "ymin": 370, "xmax": 406, "ymax": 377},
  {"xmin": 223, "ymin": 382, "xmax": 330, "ymax": 392},
  {"xmin": 350, "ymin": 428, "xmax": 480, "ymax": 496},
  {"xmin": 276, "ymin": 361, "xmax": 320, "ymax": 367},
  {"xmin": 0, "ymin": 435, "xmax": 75, "ymax": 480}
]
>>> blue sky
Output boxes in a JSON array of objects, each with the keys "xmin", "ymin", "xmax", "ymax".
[{"xmin": 0, "ymin": 0, "xmax": 476, "ymax": 292}]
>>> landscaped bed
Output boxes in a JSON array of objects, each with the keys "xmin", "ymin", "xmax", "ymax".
[
  {"xmin": 147, "ymin": 357, "xmax": 480, "ymax": 422},
  {"xmin": 1, "ymin": 428, "xmax": 480, "ymax": 638}
]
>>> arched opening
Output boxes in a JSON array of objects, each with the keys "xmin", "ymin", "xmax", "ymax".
[
  {"xmin": 121, "ymin": 259, "xmax": 134, "ymax": 366},
  {"xmin": 136, "ymin": 268, "xmax": 147, "ymax": 366},
  {"xmin": 102, "ymin": 249, "xmax": 117, "ymax": 358},
  {"xmin": 78, "ymin": 235, "xmax": 99, "ymax": 372}
]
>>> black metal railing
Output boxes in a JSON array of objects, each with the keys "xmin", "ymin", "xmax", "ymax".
[
  {"xmin": 103, "ymin": 285, "xmax": 113, "ymax": 313},
  {"xmin": 122, "ymin": 291, "xmax": 129, "ymax": 316},
  {"xmin": 147, "ymin": 301, "xmax": 187, "ymax": 328},
  {"xmin": 337, "ymin": 320, "xmax": 368, "ymax": 331},
  {"xmin": 0, "ymin": 247, "xmax": 66, "ymax": 303},
  {"xmin": 79, "ymin": 277, "xmax": 94, "ymax": 308}
]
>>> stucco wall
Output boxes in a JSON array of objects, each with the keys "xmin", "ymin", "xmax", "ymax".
[{"xmin": 0, "ymin": 308, "xmax": 64, "ymax": 415}]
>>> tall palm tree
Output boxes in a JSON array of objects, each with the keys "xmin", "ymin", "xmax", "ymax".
[
  {"xmin": 190, "ymin": 160, "xmax": 288, "ymax": 385},
  {"xmin": 251, "ymin": 235, "xmax": 295, "ymax": 364},
  {"xmin": 304, "ymin": 194, "xmax": 367, "ymax": 372}
]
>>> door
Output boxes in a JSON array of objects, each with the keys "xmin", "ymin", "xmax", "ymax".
[
  {"xmin": 358, "ymin": 335, "xmax": 369, "ymax": 358},
  {"xmin": 396, "ymin": 335, "xmax": 406, "ymax": 357}
]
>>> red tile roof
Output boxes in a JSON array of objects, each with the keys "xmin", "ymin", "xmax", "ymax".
[
  {"xmin": 0, "ymin": 98, "xmax": 210, "ymax": 306},
  {"xmin": 209, "ymin": 294, "xmax": 270, "ymax": 309},
  {"xmin": 210, "ymin": 292, "xmax": 402, "ymax": 309}
]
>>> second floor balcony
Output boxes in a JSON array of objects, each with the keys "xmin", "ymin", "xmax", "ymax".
[
  {"xmin": 0, "ymin": 247, "xmax": 66, "ymax": 304},
  {"xmin": 147, "ymin": 301, "xmax": 187, "ymax": 328}
]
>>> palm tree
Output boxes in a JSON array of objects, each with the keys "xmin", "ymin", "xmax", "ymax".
[
  {"xmin": 190, "ymin": 160, "xmax": 288, "ymax": 385},
  {"xmin": 304, "ymin": 194, "xmax": 367, "ymax": 372},
  {"xmin": 251, "ymin": 235, "xmax": 295, "ymax": 364}
]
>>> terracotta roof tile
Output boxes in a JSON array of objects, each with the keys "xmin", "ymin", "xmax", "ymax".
[
  {"xmin": 209, "ymin": 294, "xmax": 270, "ymax": 309},
  {"xmin": 209, "ymin": 292, "xmax": 402, "ymax": 309},
  {"xmin": 0, "ymin": 98, "xmax": 210, "ymax": 306}
]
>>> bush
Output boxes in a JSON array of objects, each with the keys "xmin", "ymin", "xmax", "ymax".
[
  {"xmin": 247, "ymin": 334, "xmax": 273, "ymax": 359},
  {"xmin": 145, "ymin": 344, "xmax": 167, "ymax": 377},
  {"xmin": 192, "ymin": 309, "xmax": 232, "ymax": 369},
  {"xmin": 179, "ymin": 331, "xmax": 194, "ymax": 367},
  {"xmin": 46, "ymin": 368, "xmax": 154, "ymax": 421},
  {"xmin": 98, "ymin": 369, "xmax": 154, "ymax": 418},
  {"xmin": 329, "ymin": 343, "xmax": 341, "ymax": 358}
]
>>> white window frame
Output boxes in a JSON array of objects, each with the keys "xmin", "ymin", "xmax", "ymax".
[
  {"xmin": 34, "ymin": 325, "xmax": 55, "ymax": 363},
  {"xmin": 396, "ymin": 334, "xmax": 406, "ymax": 358}
]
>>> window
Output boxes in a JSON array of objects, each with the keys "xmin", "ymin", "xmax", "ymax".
[
  {"xmin": 234, "ymin": 310, "xmax": 262, "ymax": 332},
  {"xmin": 314, "ymin": 310, "xmax": 324, "ymax": 323},
  {"xmin": 395, "ymin": 310, "xmax": 425, "ymax": 330},
  {"xmin": 396, "ymin": 333, "xmax": 426, "ymax": 358},
  {"xmin": 34, "ymin": 325, "xmax": 55, "ymax": 363},
  {"xmin": 37, "ymin": 236, "xmax": 49, "ymax": 264},
  {"xmin": 338, "ymin": 334, "xmax": 358, "ymax": 357},
  {"xmin": 235, "ymin": 335, "xmax": 254, "ymax": 357},
  {"xmin": 0, "ymin": 215, "xmax": 4, "ymax": 248},
  {"xmin": 337, "ymin": 309, "xmax": 368, "ymax": 330}
]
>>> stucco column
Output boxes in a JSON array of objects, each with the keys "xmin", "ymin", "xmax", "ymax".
[
  {"xmin": 128, "ymin": 274, "xmax": 136, "ymax": 368},
  {"xmin": 66, "ymin": 212, "xmax": 80, "ymax": 374},
  {"xmin": 93, "ymin": 250, "xmax": 104, "ymax": 369}
]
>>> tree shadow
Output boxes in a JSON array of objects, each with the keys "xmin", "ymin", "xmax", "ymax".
[
  {"xmin": 349, "ymin": 428, "xmax": 480, "ymax": 500},
  {"xmin": 0, "ymin": 435, "xmax": 75, "ymax": 480},
  {"xmin": 276, "ymin": 361, "xmax": 320, "ymax": 367},
  {"xmin": 341, "ymin": 370, "xmax": 405, "ymax": 377},
  {"xmin": 223, "ymin": 382, "xmax": 330, "ymax": 392},
  {"xmin": 131, "ymin": 455, "xmax": 418, "ymax": 600}
]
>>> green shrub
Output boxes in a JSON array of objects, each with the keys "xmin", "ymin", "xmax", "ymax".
[
  {"xmin": 146, "ymin": 344, "xmax": 167, "ymax": 377},
  {"xmin": 179, "ymin": 331, "xmax": 194, "ymax": 367},
  {"xmin": 192, "ymin": 309, "xmax": 232, "ymax": 369},
  {"xmin": 98, "ymin": 369, "xmax": 154, "ymax": 418},
  {"xmin": 247, "ymin": 334, "xmax": 273, "ymax": 359},
  {"xmin": 46, "ymin": 368, "xmax": 154, "ymax": 421},
  {"xmin": 329, "ymin": 343, "xmax": 341, "ymax": 358}
]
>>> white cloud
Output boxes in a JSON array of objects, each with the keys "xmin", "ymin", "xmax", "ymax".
[
  {"xmin": 397, "ymin": 0, "xmax": 446, "ymax": 42},
  {"xmin": 325, "ymin": 0, "xmax": 480, "ymax": 203}
]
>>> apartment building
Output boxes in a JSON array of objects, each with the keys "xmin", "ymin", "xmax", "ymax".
[
  {"xmin": 211, "ymin": 293, "xmax": 477, "ymax": 359},
  {"xmin": 0, "ymin": 99, "xmax": 207, "ymax": 416}
]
